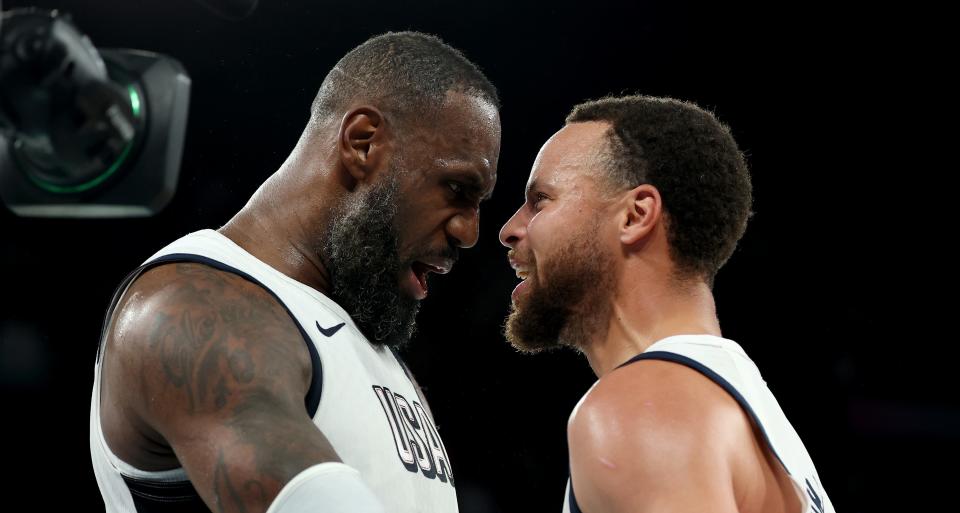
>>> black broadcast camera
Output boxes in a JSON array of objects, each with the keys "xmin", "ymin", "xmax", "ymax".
[{"xmin": 0, "ymin": 8, "xmax": 191, "ymax": 217}]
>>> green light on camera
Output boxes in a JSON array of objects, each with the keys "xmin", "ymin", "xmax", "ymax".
[{"xmin": 128, "ymin": 85, "xmax": 141, "ymax": 118}]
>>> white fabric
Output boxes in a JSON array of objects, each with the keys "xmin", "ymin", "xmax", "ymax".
[
  {"xmin": 266, "ymin": 463, "xmax": 386, "ymax": 513},
  {"xmin": 562, "ymin": 334, "xmax": 834, "ymax": 513},
  {"xmin": 91, "ymin": 229, "xmax": 458, "ymax": 513}
]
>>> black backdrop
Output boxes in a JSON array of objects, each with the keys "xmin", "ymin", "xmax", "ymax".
[{"xmin": 0, "ymin": 1, "xmax": 948, "ymax": 511}]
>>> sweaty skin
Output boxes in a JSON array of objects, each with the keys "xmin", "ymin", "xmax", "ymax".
[
  {"xmin": 500, "ymin": 122, "xmax": 802, "ymax": 513},
  {"xmin": 100, "ymin": 264, "xmax": 337, "ymax": 511},
  {"xmin": 99, "ymin": 91, "xmax": 500, "ymax": 513}
]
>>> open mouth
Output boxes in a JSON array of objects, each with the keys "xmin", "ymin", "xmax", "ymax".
[
  {"xmin": 402, "ymin": 260, "xmax": 452, "ymax": 300},
  {"xmin": 510, "ymin": 262, "xmax": 532, "ymax": 303}
]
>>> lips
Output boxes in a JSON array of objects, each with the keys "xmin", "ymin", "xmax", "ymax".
[
  {"xmin": 508, "ymin": 253, "xmax": 533, "ymax": 303},
  {"xmin": 511, "ymin": 278, "xmax": 531, "ymax": 303},
  {"xmin": 402, "ymin": 257, "xmax": 454, "ymax": 300}
]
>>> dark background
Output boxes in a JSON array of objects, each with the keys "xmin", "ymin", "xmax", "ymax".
[{"xmin": 0, "ymin": 1, "xmax": 948, "ymax": 511}]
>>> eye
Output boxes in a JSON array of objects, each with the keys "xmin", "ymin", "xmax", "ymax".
[
  {"xmin": 448, "ymin": 181, "xmax": 482, "ymax": 207},
  {"xmin": 532, "ymin": 192, "xmax": 549, "ymax": 210}
]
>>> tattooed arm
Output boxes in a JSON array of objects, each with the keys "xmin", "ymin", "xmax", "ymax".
[{"xmin": 101, "ymin": 263, "xmax": 339, "ymax": 513}]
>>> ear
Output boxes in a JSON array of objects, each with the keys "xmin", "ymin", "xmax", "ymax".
[
  {"xmin": 619, "ymin": 184, "xmax": 663, "ymax": 246},
  {"xmin": 338, "ymin": 106, "xmax": 390, "ymax": 184}
]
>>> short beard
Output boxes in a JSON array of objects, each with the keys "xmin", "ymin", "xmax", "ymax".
[
  {"xmin": 324, "ymin": 174, "xmax": 419, "ymax": 349},
  {"xmin": 504, "ymin": 231, "xmax": 615, "ymax": 354}
]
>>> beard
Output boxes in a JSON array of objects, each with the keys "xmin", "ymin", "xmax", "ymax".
[
  {"xmin": 324, "ymin": 173, "xmax": 420, "ymax": 349},
  {"xmin": 504, "ymin": 228, "xmax": 616, "ymax": 354}
]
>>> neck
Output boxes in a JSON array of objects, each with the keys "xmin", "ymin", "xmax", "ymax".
[
  {"xmin": 218, "ymin": 135, "xmax": 338, "ymax": 294},
  {"xmin": 581, "ymin": 276, "xmax": 721, "ymax": 377}
]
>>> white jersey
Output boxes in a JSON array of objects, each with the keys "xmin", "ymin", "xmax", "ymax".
[
  {"xmin": 562, "ymin": 334, "xmax": 834, "ymax": 513},
  {"xmin": 90, "ymin": 229, "xmax": 458, "ymax": 513}
]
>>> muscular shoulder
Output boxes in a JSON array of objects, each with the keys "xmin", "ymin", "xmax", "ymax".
[
  {"xmin": 101, "ymin": 263, "xmax": 343, "ymax": 510},
  {"xmin": 567, "ymin": 359, "xmax": 753, "ymax": 511},
  {"xmin": 104, "ymin": 262, "xmax": 312, "ymax": 422},
  {"xmin": 570, "ymin": 358, "xmax": 747, "ymax": 440}
]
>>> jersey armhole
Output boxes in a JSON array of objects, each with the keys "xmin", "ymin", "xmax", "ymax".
[
  {"xmin": 565, "ymin": 351, "xmax": 799, "ymax": 513},
  {"xmin": 617, "ymin": 351, "xmax": 787, "ymax": 471},
  {"xmin": 100, "ymin": 252, "xmax": 324, "ymax": 417}
]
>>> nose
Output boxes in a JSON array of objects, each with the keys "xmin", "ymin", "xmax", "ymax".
[
  {"xmin": 447, "ymin": 208, "xmax": 480, "ymax": 249},
  {"xmin": 499, "ymin": 206, "xmax": 525, "ymax": 248}
]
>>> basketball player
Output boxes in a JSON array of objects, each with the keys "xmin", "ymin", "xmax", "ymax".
[
  {"xmin": 499, "ymin": 95, "xmax": 834, "ymax": 513},
  {"xmin": 91, "ymin": 32, "xmax": 500, "ymax": 513}
]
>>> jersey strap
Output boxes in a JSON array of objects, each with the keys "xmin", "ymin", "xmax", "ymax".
[
  {"xmin": 617, "ymin": 351, "xmax": 788, "ymax": 470},
  {"xmin": 96, "ymin": 252, "xmax": 325, "ymax": 513},
  {"xmin": 565, "ymin": 349, "xmax": 793, "ymax": 513}
]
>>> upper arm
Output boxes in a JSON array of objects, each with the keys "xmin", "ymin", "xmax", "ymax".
[
  {"xmin": 110, "ymin": 263, "xmax": 339, "ymax": 513},
  {"xmin": 567, "ymin": 361, "xmax": 747, "ymax": 513}
]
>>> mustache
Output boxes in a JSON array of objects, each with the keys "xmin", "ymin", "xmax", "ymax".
[
  {"xmin": 414, "ymin": 244, "xmax": 459, "ymax": 264},
  {"xmin": 439, "ymin": 245, "xmax": 459, "ymax": 262},
  {"xmin": 507, "ymin": 248, "xmax": 535, "ymax": 265}
]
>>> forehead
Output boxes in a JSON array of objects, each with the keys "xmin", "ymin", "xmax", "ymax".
[
  {"xmin": 528, "ymin": 121, "xmax": 610, "ymax": 189},
  {"xmin": 440, "ymin": 91, "xmax": 501, "ymax": 141},
  {"xmin": 406, "ymin": 91, "xmax": 501, "ymax": 180}
]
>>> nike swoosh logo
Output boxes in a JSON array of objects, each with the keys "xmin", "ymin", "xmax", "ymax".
[{"xmin": 316, "ymin": 321, "xmax": 346, "ymax": 337}]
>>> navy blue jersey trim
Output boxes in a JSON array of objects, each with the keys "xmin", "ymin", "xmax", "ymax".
[
  {"xmin": 388, "ymin": 347, "xmax": 433, "ymax": 415},
  {"xmin": 121, "ymin": 475, "xmax": 209, "ymax": 512},
  {"xmin": 389, "ymin": 346, "xmax": 415, "ymax": 383},
  {"xmin": 99, "ymin": 253, "xmax": 325, "ymax": 511},
  {"xmin": 616, "ymin": 350, "xmax": 788, "ymax": 471},
  {"xmin": 146, "ymin": 253, "xmax": 324, "ymax": 417}
]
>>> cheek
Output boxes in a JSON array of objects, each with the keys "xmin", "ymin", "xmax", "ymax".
[
  {"xmin": 525, "ymin": 208, "xmax": 568, "ymax": 270},
  {"xmin": 526, "ymin": 201, "xmax": 596, "ymax": 268},
  {"xmin": 525, "ymin": 215, "xmax": 549, "ymax": 253},
  {"xmin": 528, "ymin": 200, "xmax": 585, "ymax": 238},
  {"xmin": 396, "ymin": 210, "xmax": 448, "ymax": 255}
]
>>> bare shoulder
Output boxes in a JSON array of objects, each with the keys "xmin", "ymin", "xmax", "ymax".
[
  {"xmin": 567, "ymin": 359, "xmax": 751, "ymax": 512},
  {"xmin": 570, "ymin": 358, "xmax": 747, "ymax": 441},
  {"xmin": 101, "ymin": 262, "xmax": 314, "ymax": 454},
  {"xmin": 101, "ymin": 262, "xmax": 337, "ymax": 512},
  {"xmin": 104, "ymin": 262, "xmax": 313, "ymax": 416}
]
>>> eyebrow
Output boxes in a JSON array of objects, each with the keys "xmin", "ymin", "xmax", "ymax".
[
  {"xmin": 479, "ymin": 177, "xmax": 495, "ymax": 202},
  {"xmin": 438, "ymin": 160, "xmax": 496, "ymax": 201},
  {"xmin": 524, "ymin": 178, "xmax": 540, "ymax": 202}
]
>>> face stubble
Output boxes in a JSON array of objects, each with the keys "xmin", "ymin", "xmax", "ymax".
[{"xmin": 505, "ymin": 220, "xmax": 616, "ymax": 353}]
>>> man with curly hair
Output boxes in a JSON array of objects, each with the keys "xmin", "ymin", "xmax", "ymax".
[{"xmin": 499, "ymin": 95, "xmax": 834, "ymax": 513}]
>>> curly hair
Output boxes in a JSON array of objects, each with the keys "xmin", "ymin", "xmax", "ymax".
[{"xmin": 567, "ymin": 95, "xmax": 752, "ymax": 284}]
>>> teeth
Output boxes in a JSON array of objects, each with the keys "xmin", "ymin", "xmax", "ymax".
[{"xmin": 516, "ymin": 270, "xmax": 529, "ymax": 279}]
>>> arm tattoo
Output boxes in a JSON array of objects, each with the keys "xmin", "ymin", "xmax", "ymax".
[
  {"xmin": 146, "ymin": 264, "xmax": 293, "ymax": 414},
  {"xmin": 213, "ymin": 449, "xmax": 249, "ymax": 513},
  {"xmin": 136, "ymin": 263, "xmax": 329, "ymax": 508}
]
